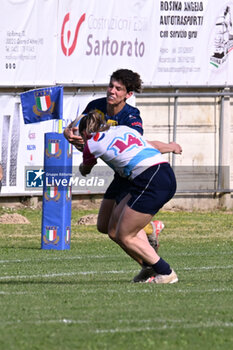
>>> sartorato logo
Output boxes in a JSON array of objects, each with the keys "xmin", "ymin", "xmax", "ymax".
[
  {"xmin": 61, "ymin": 13, "xmax": 86, "ymax": 56},
  {"xmin": 60, "ymin": 12, "xmax": 146, "ymax": 57}
]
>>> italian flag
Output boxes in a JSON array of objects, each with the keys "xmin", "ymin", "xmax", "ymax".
[
  {"xmin": 68, "ymin": 143, "xmax": 72, "ymax": 155},
  {"xmin": 48, "ymin": 140, "xmax": 59, "ymax": 154},
  {"xmin": 36, "ymin": 94, "xmax": 51, "ymax": 112},
  {"xmin": 47, "ymin": 186, "xmax": 58, "ymax": 198},
  {"xmin": 66, "ymin": 228, "xmax": 70, "ymax": 242},
  {"xmin": 67, "ymin": 186, "xmax": 71, "ymax": 199},
  {"xmin": 46, "ymin": 228, "xmax": 56, "ymax": 241}
]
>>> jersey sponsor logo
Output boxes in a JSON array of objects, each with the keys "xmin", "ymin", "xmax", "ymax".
[
  {"xmin": 93, "ymin": 132, "xmax": 105, "ymax": 142},
  {"xmin": 131, "ymin": 121, "xmax": 142, "ymax": 127},
  {"xmin": 93, "ymin": 132, "xmax": 100, "ymax": 141}
]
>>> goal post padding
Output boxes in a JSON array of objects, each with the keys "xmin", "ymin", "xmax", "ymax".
[{"xmin": 41, "ymin": 132, "xmax": 72, "ymax": 250}]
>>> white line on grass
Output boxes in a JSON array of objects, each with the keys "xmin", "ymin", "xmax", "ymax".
[
  {"xmin": 0, "ymin": 318, "xmax": 232, "ymax": 332},
  {"xmin": 1, "ymin": 265, "xmax": 233, "ymax": 281},
  {"xmin": 0, "ymin": 270, "xmax": 129, "ymax": 280},
  {"xmin": 183, "ymin": 265, "xmax": 233, "ymax": 270},
  {"xmin": 167, "ymin": 251, "xmax": 233, "ymax": 257},
  {"xmin": 76, "ymin": 287, "xmax": 233, "ymax": 294},
  {"xmin": 0, "ymin": 318, "xmax": 190, "ymax": 326},
  {"xmin": 126, "ymin": 287, "xmax": 233, "ymax": 294},
  {"xmin": 1, "ymin": 287, "xmax": 232, "ymax": 296},
  {"xmin": 0, "ymin": 250, "xmax": 232, "ymax": 264},
  {"xmin": 0, "ymin": 291, "xmax": 30, "ymax": 295},
  {"xmin": 93, "ymin": 321, "xmax": 233, "ymax": 334},
  {"xmin": 0, "ymin": 319, "xmax": 90, "ymax": 326},
  {"xmin": 0, "ymin": 255, "xmax": 121, "ymax": 264}
]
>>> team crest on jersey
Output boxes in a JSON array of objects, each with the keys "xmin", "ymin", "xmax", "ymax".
[
  {"xmin": 43, "ymin": 226, "xmax": 59, "ymax": 245},
  {"xmin": 46, "ymin": 139, "xmax": 62, "ymax": 158},
  {"xmin": 107, "ymin": 132, "xmax": 144, "ymax": 155}
]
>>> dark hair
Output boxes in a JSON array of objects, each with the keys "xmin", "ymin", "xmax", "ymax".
[
  {"xmin": 110, "ymin": 69, "xmax": 142, "ymax": 93},
  {"xmin": 79, "ymin": 110, "xmax": 110, "ymax": 135}
]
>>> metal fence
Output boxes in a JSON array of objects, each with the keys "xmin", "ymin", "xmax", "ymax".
[{"xmin": 136, "ymin": 89, "xmax": 233, "ymax": 194}]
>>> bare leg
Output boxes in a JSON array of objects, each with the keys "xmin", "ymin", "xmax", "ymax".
[
  {"xmin": 97, "ymin": 198, "xmax": 116, "ymax": 233},
  {"xmin": 107, "ymin": 194, "xmax": 130, "ymax": 240},
  {"xmin": 108, "ymin": 195, "xmax": 156, "ymax": 265},
  {"xmin": 115, "ymin": 205, "xmax": 160, "ymax": 266}
]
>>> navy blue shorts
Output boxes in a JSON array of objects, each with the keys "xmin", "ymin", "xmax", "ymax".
[
  {"xmin": 104, "ymin": 172, "xmax": 130, "ymax": 204},
  {"xmin": 127, "ymin": 163, "xmax": 176, "ymax": 215}
]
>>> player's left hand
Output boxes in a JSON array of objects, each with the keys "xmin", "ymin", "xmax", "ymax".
[{"xmin": 169, "ymin": 142, "xmax": 182, "ymax": 154}]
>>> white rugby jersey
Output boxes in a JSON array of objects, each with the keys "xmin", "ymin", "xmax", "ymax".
[{"xmin": 83, "ymin": 125, "xmax": 167, "ymax": 179}]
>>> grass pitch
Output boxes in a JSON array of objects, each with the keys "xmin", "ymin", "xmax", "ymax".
[{"xmin": 0, "ymin": 207, "xmax": 232, "ymax": 350}]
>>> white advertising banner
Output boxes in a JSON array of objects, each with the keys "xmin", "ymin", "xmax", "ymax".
[
  {"xmin": 0, "ymin": 0, "xmax": 57, "ymax": 86},
  {"xmin": 0, "ymin": 0, "xmax": 233, "ymax": 86},
  {"xmin": 56, "ymin": 0, "xmax": 155, "ymax": 84},
  {"xmin": 56, "ymin": 0, "xmax": 233, "ymax": 86},
  {"xmin": 151, "ymin": 0, "xmax": 233, "ymax": 86}
]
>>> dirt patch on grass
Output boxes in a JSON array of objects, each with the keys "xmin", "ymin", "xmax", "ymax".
[
  {"xmin": 77, "ymin": 214, "xmax": 98, "ymax": 225},
  {"xmin": 0, "ymin": 213, "xmax": 30, "ymax": 224}
]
